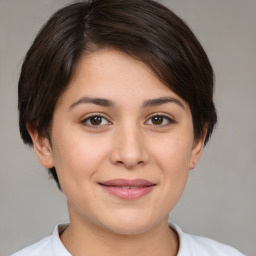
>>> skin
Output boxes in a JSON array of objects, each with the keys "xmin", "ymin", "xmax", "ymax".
[{"xmin": 29, "ymin": 49, "xmax": 205, "ymax": 256}]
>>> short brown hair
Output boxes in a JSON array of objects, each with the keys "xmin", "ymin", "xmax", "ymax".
[{"xmin": 18, "ymin": 0, "xmax": 217, "ymax": 188}]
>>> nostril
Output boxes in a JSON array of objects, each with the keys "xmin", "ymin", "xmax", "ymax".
[
  {"xmin": 109, "ymin": 141, "xmax": 149, "ymax": 168},
  {"xmin": 114, "ymin": 159, "xmax": 145, "ymax": 169}
]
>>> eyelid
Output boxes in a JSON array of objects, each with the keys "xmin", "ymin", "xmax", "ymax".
[
  {"xmin": 145, "ymin": 113, "xmax": 176, "ymax": 126},
  {"xmin": 81, "ymin": 113, "xmax": 112, "ymax": 127}
]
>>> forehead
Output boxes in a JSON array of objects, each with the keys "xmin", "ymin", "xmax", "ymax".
[
  {"xmin": 74, "ymin": 49, "xmax": 159, "ymax": 87},
  {"xmin": 56, "ymin": 49, "xmax": 189, "ymax": 112}
]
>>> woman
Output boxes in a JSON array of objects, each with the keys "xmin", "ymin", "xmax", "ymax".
[{"xmin": 13, "ymin": 0, "xmax": 244, "ymax": 255}]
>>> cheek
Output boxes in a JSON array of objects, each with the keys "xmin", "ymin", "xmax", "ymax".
[
  {"xmin": 144, "ymin": 136, "xmax": 192, "ymax": 217},
  {"xmin": 151, "ymin": 134, "xmax": 193, "ymax": 173},
  {"xmin": 51, "ymin": 132, "xmax": 110, "ymax": 188}
]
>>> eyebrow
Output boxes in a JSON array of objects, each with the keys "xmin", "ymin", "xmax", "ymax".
[
  {"xmin": 69, "ymin": 97, "xmax": 115, "ymax": 110},
  {"xmin": 142, "ymin": 97, "xmax": 185, "ymax": 109},
  {"xmin": 69, "ymin": 96, "xmax": 185, "ymax": 110}
]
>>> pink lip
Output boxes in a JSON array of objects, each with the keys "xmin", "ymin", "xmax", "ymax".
[{"xmin": 99, "ymin": 179, "xmax": 156, "ymax": 200}]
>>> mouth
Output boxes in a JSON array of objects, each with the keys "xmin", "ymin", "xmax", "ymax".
[{"xmin": 98, "ymin": 179, "xmax": 156, "ymax": 200}]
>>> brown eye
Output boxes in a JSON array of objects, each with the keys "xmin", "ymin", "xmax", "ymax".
[
  {"xmin": 90, "ymin": 116, "xmax": 103, "ymax": 125},
  {"xmin": 152, "ymin": 115, "xmax": 164, "ymax": 125},
  {"xmin": 146, "ymin": 114, "xmax": 174, "ymax": 126},
  {"xmin": 82, "ymin": 115, "xmax": 110, "ymax": 127}
]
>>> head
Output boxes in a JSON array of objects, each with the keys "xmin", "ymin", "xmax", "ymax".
[{"xmin": 18, "ymin": 0, "xmax": 217, "ymax": 189}]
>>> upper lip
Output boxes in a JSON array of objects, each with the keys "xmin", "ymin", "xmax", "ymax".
[{"xmin": 99, "ymin": 179, "xmax": 156, "ymax": 187}]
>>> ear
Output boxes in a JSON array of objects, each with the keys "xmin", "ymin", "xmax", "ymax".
[
  {"xmin": 27, "ymin": 126, "xmax": 54, "ymax": 169},
  {"xmin": 189, "ymin": 129, "xmax": 207, "ymax": 170}
]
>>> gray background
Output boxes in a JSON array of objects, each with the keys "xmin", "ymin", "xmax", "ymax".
[{"xmin": 0, "ymin": 0, "xmax": 255, "ymax": 255}]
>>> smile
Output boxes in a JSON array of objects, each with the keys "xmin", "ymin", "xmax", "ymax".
[{"xmin": 99, "ymin": 179, "xmax": 156, "ymax": 200}]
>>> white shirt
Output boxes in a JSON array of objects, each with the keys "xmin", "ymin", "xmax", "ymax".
[{"xmin": 11, "ymin": 223, "xmax": 245, "ymax": 256}]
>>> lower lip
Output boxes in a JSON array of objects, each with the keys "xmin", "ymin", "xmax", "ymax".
[{"xmin": 100, "ymin": 185, "xmax": 155, "ymax": 200}]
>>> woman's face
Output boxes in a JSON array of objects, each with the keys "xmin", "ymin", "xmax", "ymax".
[{"xmin": 32, "ymin": 49, "xmax": 204, "ymax": 235}]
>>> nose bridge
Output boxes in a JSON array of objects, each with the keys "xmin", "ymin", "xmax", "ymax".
[{"xmin": 110, "ymin": 120, "xmax": 149, "ymax": 168}]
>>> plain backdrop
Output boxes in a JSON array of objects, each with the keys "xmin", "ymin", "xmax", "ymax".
[{"xmin": 0, "ymin": 0, "xmax": 255, "ymax": 255}]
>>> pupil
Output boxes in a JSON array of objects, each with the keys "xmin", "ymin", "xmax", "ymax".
[
  {"xmin": 91, "ymin": 116, "xmax": 102, "ymax": 125},
  {"xmin": 152, "ymin": 116, "xmax": 163, "ymax": 125}
]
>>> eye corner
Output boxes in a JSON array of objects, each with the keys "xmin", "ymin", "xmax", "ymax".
[
  {"xmin": 81, "ymin": 113, "xmax": 112, "ymax": 128},
  {"xmin": 145, "ymin": 113, "xmax": 176, "ymax": 127}
]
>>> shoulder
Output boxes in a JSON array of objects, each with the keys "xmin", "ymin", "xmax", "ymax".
[
  {"xmin": 11, "ymin": 224, "xmax": 70, "ymax": 256},
  {"xmin": 11, "ymin": 236, "xmax": 52, "ymax": 256},
  {"xmin": 170, "ymin": 223, "xmax": 246, "ymax": 256}
]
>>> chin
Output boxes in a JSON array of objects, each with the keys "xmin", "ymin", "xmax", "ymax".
[{"xmin": 100, "ymin": 212, "xmax": 159, "ymax": 236}]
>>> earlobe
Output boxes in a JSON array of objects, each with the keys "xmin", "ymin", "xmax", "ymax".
[
  {"xmin": 27, "ymin": 126, "xmax": 54, "ymax": 169},
  {"xmin": 190, "ymin": 125, "xmax": 208, "ymax": 170},
  {"xmin": 189, "ymin": 137, "xmax": 205, "ymax": 170}
]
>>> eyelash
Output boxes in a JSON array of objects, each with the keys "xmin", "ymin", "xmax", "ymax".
[
  {"xmin": 81, "ymin": 113, "xmax": 112, "ymax": 128},
  {"xmin": 145, "ymin": 114, "xmax": 175, "ymax": 127},
  {"xmin": 81, "ymin": 113, "xmax": 175, "ymax": 128}
]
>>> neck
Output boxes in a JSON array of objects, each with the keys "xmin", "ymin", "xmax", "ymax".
[{"xmin": 61, "ymin": 209, "xmax": 179, "ymax": 256}]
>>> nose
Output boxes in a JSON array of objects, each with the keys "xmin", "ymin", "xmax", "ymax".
[{"xmin": 109, "ymin": 124, "xmax": 149, "ymax": 169}]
